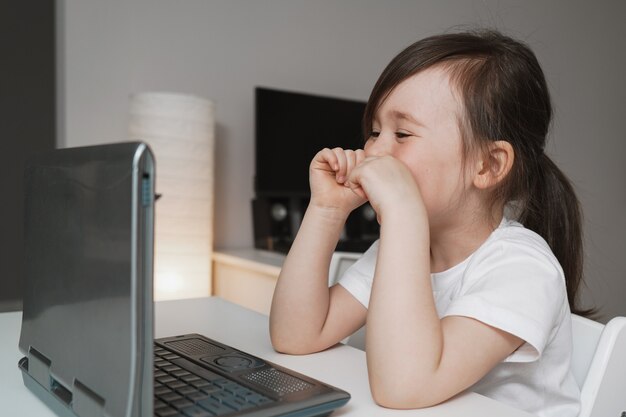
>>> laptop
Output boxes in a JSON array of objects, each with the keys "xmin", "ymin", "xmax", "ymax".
[{"xmin": 18, "ymin": 142, "xmax": 350, "ymax": 417}]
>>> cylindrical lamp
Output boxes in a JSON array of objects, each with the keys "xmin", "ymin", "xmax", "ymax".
[{"xmin": 129, "ymin": 92, "xmax": 215, "ymax": 301}]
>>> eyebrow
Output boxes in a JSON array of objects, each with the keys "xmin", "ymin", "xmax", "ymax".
[
  {"xmin": 374, "ymin": 109, "xmax": 427, "ymax": 129},
  {"xmin": 389, "ymin": 110, "xmax": 426, "ymax": 127}
]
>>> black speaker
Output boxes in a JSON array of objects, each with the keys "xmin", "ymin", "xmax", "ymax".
[
  {"xmin": 345, "ymin": 203, "xmax": 379, "ymax": 240},
  {"xmin": 252, "ymin": 197, "xmax": 379, "ymax": 253},
  {"xmin": 252, "ymin": 197, "xmax": 303, "ymax": 252}
]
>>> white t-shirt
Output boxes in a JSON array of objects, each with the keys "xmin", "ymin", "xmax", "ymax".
[{"xmin": 337, "ymin": 218, "xmax": 581, "ymax": 417}]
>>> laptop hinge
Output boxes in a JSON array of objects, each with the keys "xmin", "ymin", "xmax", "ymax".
[
  {"xmin": 28, "ymin": 346, "xmax": 52, "ymax": 389},
  {"xmin": 73, "ymin": 379, "xmax": 105, "ymax": 417}
]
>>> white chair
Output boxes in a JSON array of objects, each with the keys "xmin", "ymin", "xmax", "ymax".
[
  {"xmin": 571, "ymin": 314, "xmax": 626, "ymax": 417},
  {"xmin": 328, "ymin": 251, "xmax": 367, "ymax": 350},
  {"xmin": 328, "ymin": 251, "xmax": 362, "ymax": 287}
]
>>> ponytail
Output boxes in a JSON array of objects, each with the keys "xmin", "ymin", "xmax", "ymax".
[{"xmin": 518, "ymin": 154, "xmax": 591, "ymax": 316}]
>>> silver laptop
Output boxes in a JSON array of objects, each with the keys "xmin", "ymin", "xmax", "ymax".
[{"xmin": 18, "ymin": 142, "xmax": 350, "ymax": 417}]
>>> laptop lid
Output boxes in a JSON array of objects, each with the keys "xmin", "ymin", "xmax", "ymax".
[{"xmin": 19, "ymin": 142, "xmax": 155, "ymax": 417}]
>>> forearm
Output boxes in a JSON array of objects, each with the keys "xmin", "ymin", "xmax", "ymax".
[
  {"xmin": 269, "ymin": 204, "xmax": 347, "ymax": 353},
  {"xmin": 366, "ymin": 205, "xmax": 443, "ymax": 407}
]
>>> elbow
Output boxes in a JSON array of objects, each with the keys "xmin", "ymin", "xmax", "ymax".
[
  {"xmin": 270, "ymin": 336, "xmax": 299, "ymax": 355},
  {"xmin": 269, "ymin": 329, "xmax": 295, "ymax": 354},
  {"xmin": 269, "ymin": 320, "xmax": 298, "ymax": 354},
  {"xmin": 369, "ymin": 378, "xmax": 444, "ymax": 410},
  {"xmin": 270, "ymin": 332, "xmax": 317, "ymax": 355}
]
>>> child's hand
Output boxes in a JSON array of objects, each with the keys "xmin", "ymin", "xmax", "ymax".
[
  {"xmin": 345, "ymin": 155, "xmax": 427, "ymax": 223},
  {"xmin": 309, "ymin": 147, "xmax": 368, "ymax": 215}
]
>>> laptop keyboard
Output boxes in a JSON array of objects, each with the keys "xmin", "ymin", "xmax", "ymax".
[{"xmin": 154, "ymin": 345, "xmax": 274, "ymax": 417}]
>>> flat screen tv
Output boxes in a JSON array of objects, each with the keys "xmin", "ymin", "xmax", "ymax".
[{"xmin": 255, "ymin": 87, "xmax": 367, "ymax": 197}]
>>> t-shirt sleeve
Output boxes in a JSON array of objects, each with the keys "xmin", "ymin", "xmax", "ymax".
[
  {"xmin": 442, "ymin": 236, "xmax": 567, "ymax": 363},
  {"xmin": 336, "ymin": 240, "xmax": 379, "ymax": 308}
]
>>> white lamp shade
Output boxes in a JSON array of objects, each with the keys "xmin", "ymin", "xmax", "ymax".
[{"xmin": 129, "ymin": 92, "xmax": 215, "ymax": 301}]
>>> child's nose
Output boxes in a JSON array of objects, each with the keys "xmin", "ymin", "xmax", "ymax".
[{"xmin": 365, "ymin": 134, "xmax": 394, "ymax": 157}]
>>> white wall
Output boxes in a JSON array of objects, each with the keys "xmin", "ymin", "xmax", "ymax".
[{"xmin": 59, "ymin": 0, "xmax": 626, "ymax": 320}]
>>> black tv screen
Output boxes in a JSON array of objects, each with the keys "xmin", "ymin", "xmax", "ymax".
[{"xmin": 255, "ymin": 87, "xmax": 366, "ymax": 196}]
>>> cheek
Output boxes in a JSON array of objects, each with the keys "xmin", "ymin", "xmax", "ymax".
[{"xmin": 406, "ymin": 157, "xmax": 465, "ymax": 206}]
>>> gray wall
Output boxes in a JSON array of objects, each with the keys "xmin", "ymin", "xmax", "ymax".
[{"xmin": 59, "ymin": 0, "xmax": 626, "ymax": 321}]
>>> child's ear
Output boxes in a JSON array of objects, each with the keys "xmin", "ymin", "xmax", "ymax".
[{"xmin": 473, "ymin": 140, "xmax": 514, "ymax": 190}]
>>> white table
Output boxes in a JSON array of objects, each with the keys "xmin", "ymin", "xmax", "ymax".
[{"xmin": 1, "ymin": 297, "xmax": 533, "ymax": 416}]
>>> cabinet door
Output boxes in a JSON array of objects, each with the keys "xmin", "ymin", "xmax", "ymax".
[{"xmin": 212, "ymin": 262, "xmax": 279, "ymax": 315}]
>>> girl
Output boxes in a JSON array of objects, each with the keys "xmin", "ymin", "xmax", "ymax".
[{"xmin": 269, "ymin": 30, "xmax": 584, "ymax": 417}]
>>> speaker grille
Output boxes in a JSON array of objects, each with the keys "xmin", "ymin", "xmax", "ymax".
[
  {"xmin": 164, "ymin": 338, "xmax": 225, "ymax": 356},
  {"xmin": 242, "ymin": 368, "xmax": 313, "ymax": 395}
]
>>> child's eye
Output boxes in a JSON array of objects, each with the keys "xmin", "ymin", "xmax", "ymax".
[
  {"xmin": 369, "ymin": 131, "xmax": 380, "ymax": 139},
  {"xmin": 395, "ymin": 132, "xmax": 411, "ymax": 139}
]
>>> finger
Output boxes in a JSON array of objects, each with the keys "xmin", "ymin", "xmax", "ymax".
[
  {"xmin": 343, "ymin": 149, "xmax": 356, "ymax": 185},
  {"xmin": 354, "ymin": 149, "xmax": 366, "ymax": 166},
  {"xmin": 332, "ymin": 147, "xmax": 348, "ymax": 183},
  {"xmin": 313, "ymin": 148, "xmax": 338, "ymax": 172},
  {"xmin": 348, "ymin": 181, "xmax": 367, "ymax": 200}
]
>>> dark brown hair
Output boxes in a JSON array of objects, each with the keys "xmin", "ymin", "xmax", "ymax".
[{"xmin": 364, "ymin": 30, "xmax": 591, "ymax": 316}]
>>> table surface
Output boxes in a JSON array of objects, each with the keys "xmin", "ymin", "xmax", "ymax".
[{"xmin": 1, "ymin": 296, "xmax": 533, "ymax": 416}]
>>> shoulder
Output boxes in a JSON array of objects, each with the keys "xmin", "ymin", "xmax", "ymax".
[
  {"xmin": 459, "ymin": 219, "xmax": 568, "ymax": 310},
  {"xmin": 470, "ymin": 218, "xmax": 564, "ymax": 280},
  {"xmin": 445, "ymin": 220, "xmax": 570, "ymax": 359}
]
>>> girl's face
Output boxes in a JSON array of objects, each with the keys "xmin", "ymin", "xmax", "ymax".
[{"xmin": 364, "ymin": 66, "xmax": 471, "ymax": 224}]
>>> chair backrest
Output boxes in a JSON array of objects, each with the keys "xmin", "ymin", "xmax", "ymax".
[
  {"xmin": 327, "ymin": 251, "xmax": 362, "ymax": 286},
  {"xmin": 328, "ymin": 251, "xmax": 367, "ymax": 350},
  {"xmin": 571, "ymin": 314, "xmax": 604, "ymax": 387},
  {"xmin": 571, "ymin": 314, "xmax": 626, "ymax": 417}
]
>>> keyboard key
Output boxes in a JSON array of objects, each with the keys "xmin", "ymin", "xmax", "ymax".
[
  {"xmin": 198, "ymin": 398, "xmax": 235, "ymax": 415},
  {"xmin": 212, "ymin": 379, "xmax": 235, "ymax": 389},
  {"xmin": 245, "ymin": 393, "xmax": 273, "ymax": 405},
  {"xmin": 154, "ymin": 370, "xmax": 168, "ymax": 378},
  {"xmin": 211, "ymin": 391, "xmax": 235, "ymax": 403},
  {"xmin": 160, "ymin": 392, "xmax": 183, "ymax": 403},
  {"xmin": 166, "ymin": 380, "xmax": 188, "ymax": 390},
  {"xmin": 181, "ymin": 375, "xmax": 201, "ymax": 383},
  {"xmin": 176, "ymin": 386, "xmax": 198, "ymax": 396},
  {"xmin": 200, "ymin": 385, "xmax": 221, "ymax": 395},
  {"xmin": 154, "ymin": 400, "xmax": 168, "ymax": 409},
  {"xmin": 163, "ymin": 354, "xmax": 181, "ymax": 360},
  {"xmin": 155, "ymin": 406, "xmax": 179, "ymax": 417},
  {"xmin": 187, "ymin": 392, "xmax": 210, "ymax": 403},
  {"xmin": 171, "ymin": 398, "xmax": 194, "ymax": 410},
  {"xmin": 157, "ymin": 376, "xmax": 177, "ymax": 384},
  {"xmin": 171, "ymin": 370, "xmax": 191, "ymax": 378},
  {"xmin": 163, "ymin": 365, "xmax": 182, "ymax": 372},
  {"xmin": 181, "ymin": 406, "xmax": 213, "ymax": 417},
  {"xmin": 190, "ymin": 379, "xmax": 211, "ymax": 389},
  {"xmin": 222, "ymin": 383, "xmax": 245, "ymax": 394},
  {"xmin": 233, "ymin": 387, "xmax": 255, "ymax": 398},
  {"xmin": 221, "ymin": 396, "xmax": 255, "ymax": 411},
  {"xmin": 155, "ymin": 386, "xmax": 173, "ymax": 396}
]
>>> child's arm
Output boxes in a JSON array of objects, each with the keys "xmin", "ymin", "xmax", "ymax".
[
  {"xmin": 347, "ymin": 155, "xmax": 524, "ymax": 408},
  {"xmin": 269, "ymin": 148, "xmax": 368, "ymax": 354}
]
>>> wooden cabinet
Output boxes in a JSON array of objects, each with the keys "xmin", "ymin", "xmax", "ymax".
[
  {"xmin": 211, "ymin": 248, "xmax": 362, "ymax": 315},
  {"xmin": 212, "ymin": 249, "xmax": 285, "ymax": 315}
]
